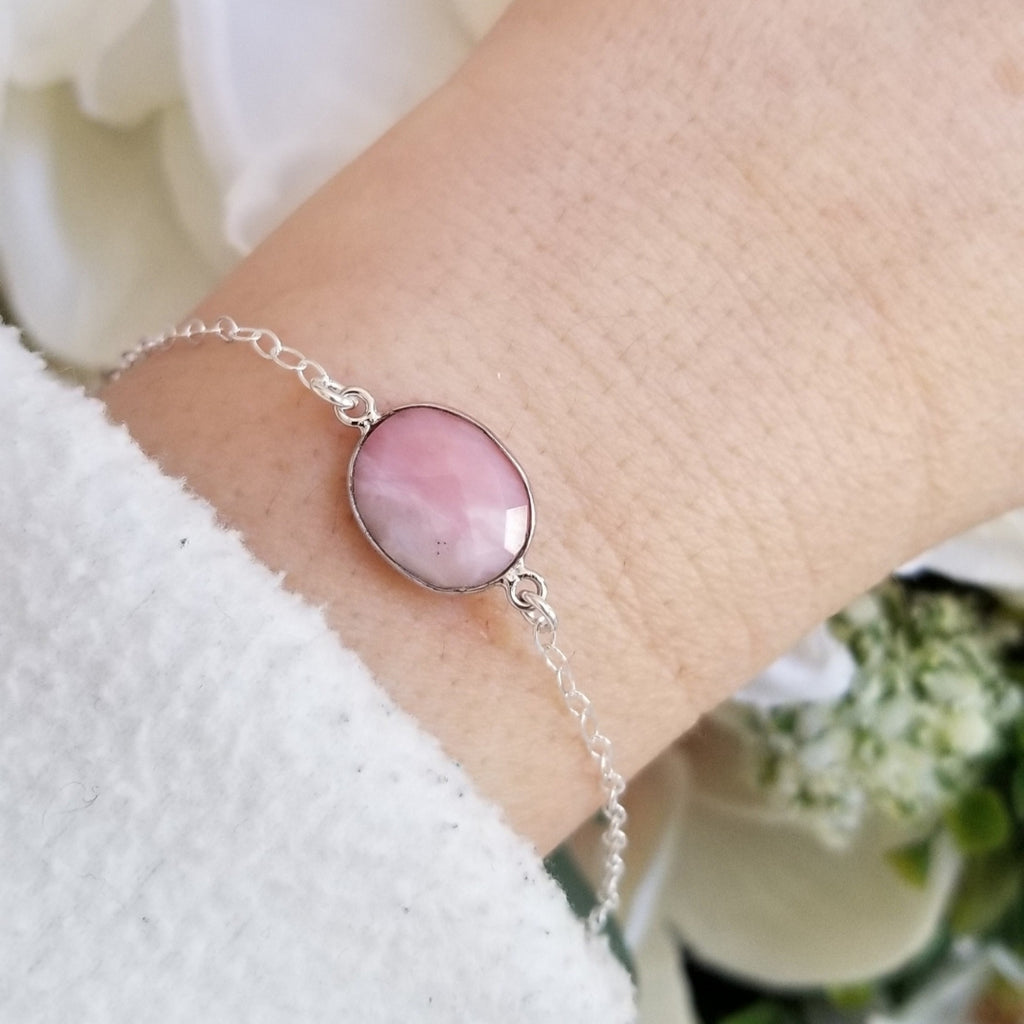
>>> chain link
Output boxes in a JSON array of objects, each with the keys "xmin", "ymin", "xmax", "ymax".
[
  {"xmin": 110, "ymin": 317, "xmax": 379, "ymax": 431},
  {"xmin": 116, "ymin": 318, "xmax": 628, "ymax": 937},
  {"xmin": 506, "ymin": 570, "xmax": 628, "ymax": 936}
]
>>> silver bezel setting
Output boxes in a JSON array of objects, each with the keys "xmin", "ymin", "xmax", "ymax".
[{"xmin": 347, "ymin": 403, "xmax": 536, "ymax": 595}]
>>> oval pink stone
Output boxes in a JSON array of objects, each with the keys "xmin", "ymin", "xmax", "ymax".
[{"xmin": 349, "ymin": 405, "xmax": 533, "ymax": 591}]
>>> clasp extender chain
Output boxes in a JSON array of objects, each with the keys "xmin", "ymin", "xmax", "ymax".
[
  {"xmin": 504, "ymin": 570, "xmax": 628, "ymax": 935},
  {"xmin": 115, "ymin": 317, "xmax": 628, "ymax": 936}
]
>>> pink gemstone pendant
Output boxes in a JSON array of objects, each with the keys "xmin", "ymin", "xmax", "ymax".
[{"xmin": 348, "ymin": 405, "xmax": 535, "ymax": 593}]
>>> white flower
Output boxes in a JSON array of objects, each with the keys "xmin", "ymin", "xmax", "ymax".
[
  {"xmin": 0, "ymin": 0, "xmax": 509, "ymax": 367},
  {"xmin": 589, "ymin": 735, "xmax": 962, "ymax": 1001},
  {"xmin": 569, "ymin": 753, "xmax": 701, "ymax": 1024},
  {"xmin": 10, "ymin": 7, "xmax": 1024, "ymax": 1019},
  {"xmin": 738, "ymin": 510, "xmax": 1024, "ymax": 718},
  {"xmin": 0, "ymin": 84, "xmax": 218, "ymax": 368},
  {"xmin": 670, "ymin": 753, "xmax": 960, "ymax": 989},
  {"xmin": 587, "ymin": 582, "xmax": 1024, "ymax": 1012},
  {"xmin": 898, "ymin": 509, "xmax": 1024, "ymax": 595},
  {"xmin": 722, "ymin": 584, "xmax": 1023, "ymax": 846},
  {"xmin": 733, "ymin": 623, "xmax": 857, "ymax": 708}
]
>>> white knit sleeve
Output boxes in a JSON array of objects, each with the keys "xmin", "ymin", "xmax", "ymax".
[{"xmin": 0, "ymin": 331, "xmax": 635, "ymax": 1024}]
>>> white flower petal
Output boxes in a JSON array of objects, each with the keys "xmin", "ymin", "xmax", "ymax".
[
  {"xmin": 0, "ymin": 85, "xmax": 215, "ymax": 366},
  {"xmin": 568, "ymin": 748, "xmax": 692, "ymax": 949},
  {"xmin": 662, "ymin": 730, "xmax": 961, "ymax": 987},
  {"xmin": 176, "ymin": 0, "xmax": 478, "ymax": 252},
  {"xmin": 9, "ymin": 0, "xmax": 151, "ymax": 89},
  {"xmin": 898, "ymin": 509, "xmax": 1024, "ymax": 593},
  {"xmin": 73, "ymin": 0, "xmax": 180, "ymax": 127},
  {"xmin": 0, "ymin": 8, "xmax": 12, "ymax": 125},
  {"xmin": 633, "ymin": 924, "xmax": 701, "ymax": 1024},
  {"xmin": 669, "ymin": 720, "xmax": 797, "ymax": 829},
  {"xmin": 158, "ymin": 103, "xmax": 239, "ymax": 272},
  {"xmin": 568, "ymin": 749, "xmax": 698, "ymax": 1022},
  {"xmin": 733, "ymin": 623, "xmax": 856, "ymax": 708},
  {"xmin": 447, "ymin": 0, "xmax": 510, "ymax": 39},
  {"xmin": 667, "ymin": 800, "xmax": 959, "ymax": 987},
  {"xmin": 218, "ymin": 109, "xmax": 388, "ymax": 253}
]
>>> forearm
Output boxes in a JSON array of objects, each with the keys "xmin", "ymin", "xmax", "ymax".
[{"xmin": 102, "ymin": 0, "xmax": 1024, "ymax": 851}]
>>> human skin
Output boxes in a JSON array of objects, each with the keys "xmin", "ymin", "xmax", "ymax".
[{"xmin": 103, "ymin": 0, "xmax": 1024, "ymax": 854}]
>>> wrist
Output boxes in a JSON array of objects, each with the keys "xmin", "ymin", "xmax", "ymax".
[{"xmin": 102, "ymin": 0, "xmax": 1024, "ymax": 852}]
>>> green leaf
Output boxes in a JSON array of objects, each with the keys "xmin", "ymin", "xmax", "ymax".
[
  {"xmin": 827, "ymin": 982, "xmax": 875, "ymax": 1010},
  {"xmin": 948, "ymin": 851, "xmax": 1022, "ymax": 935},
  {"xmin": 717, "ymin": 1001, "xmax": 793, "ymax": 1024},
  {"xmin": 993, "ymin": 888, "xmax": 1024, "ymax": 958},
  {"xmin": 1011, "ymin": 764, "xmax": 1024, "ymax": 822},
  {"xmin": 886, "ymin": 839, "xmax": 932, "ymax": 889},
  {"xmin": 945, "ymin": 788, "xmax": 1013, "ymax": 855}
]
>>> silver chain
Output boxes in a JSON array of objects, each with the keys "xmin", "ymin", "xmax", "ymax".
[
  {"xmin": 112, "ymin": 317, "xmax": 379, "ymax": 430},
  {"xmin": 504, "ymin": 569, "xmax": 627, "ymax": 935},
  {"xmin": 115, "ymin": 318, "xmax": 627, "ymax": 937}
]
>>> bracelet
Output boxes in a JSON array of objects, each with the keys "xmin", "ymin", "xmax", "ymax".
[{"xmin": 115, "ymin": 316, "xmax": 628, "ymax": 935}]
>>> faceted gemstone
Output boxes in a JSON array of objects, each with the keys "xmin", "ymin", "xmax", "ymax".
[{"xmin": 349, "ymin": 405, "xmax": 533, "ymax": 591}]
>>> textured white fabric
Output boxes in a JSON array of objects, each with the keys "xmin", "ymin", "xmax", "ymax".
[{"xmin": 0, "ymin": 332, "xmax": 636, "ymax": 1023}]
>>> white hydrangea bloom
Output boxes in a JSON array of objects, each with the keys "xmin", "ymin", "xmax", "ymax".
[{"xmin": 719, "ymin": 584, "xmax": 1023, "ymax": 847}]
